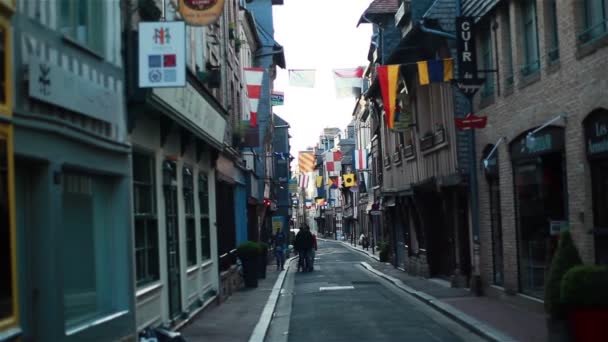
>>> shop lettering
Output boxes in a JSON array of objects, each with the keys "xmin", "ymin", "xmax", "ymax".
[
  {"xmin": 460, "ymin": 21, "xmax": 472, "ymax": 64},
  {"xmin": 589, "ymin": 139, "xmax": 608, "ymax": 154},
  {"xmin": 587, "ymin": 122, "xmax": 608, "ymax": 155},
  {"xmin": 524, "ymin": 135, "xmax": 552, "ymax": 154},
  {"xmin": 595, "ymin": 122, "xmax": 608, "ymax": 137}
]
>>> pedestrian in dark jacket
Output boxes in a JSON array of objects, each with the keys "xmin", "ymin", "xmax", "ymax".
[{"xmin": 295, "ymin": 225, "xmax": 314, "ymax": 272}]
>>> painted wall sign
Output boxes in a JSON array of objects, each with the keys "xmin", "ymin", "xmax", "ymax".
[
  {"xmin": 511, "ymin": 126, "xmax": 564, "ymax": 161},
  {"xmin": 585, "ymin": 111, "xmax": 608, "ymax": 158},
  {"xmin": 139, "ymin": 21, "xmax": 186, "ymax": 88},
  {"xmin": 179, "ymin": 0, "xmax": 225, "ymax": 26},
  {"xmin": 28, "ymin": 56, "xmax": 123, "ymax": 125},
  {"xmin": 153, "ymin": 84, "xmax": 227, "ymax": 147}
]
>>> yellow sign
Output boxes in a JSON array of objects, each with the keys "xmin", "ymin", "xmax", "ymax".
[
  {"xmin": 343, "ymin": 174, "xmax": 356, "ymax": 187},
  {"xmin": 179, "ymin": 0, "xmax": 225, "ymax": 26}
]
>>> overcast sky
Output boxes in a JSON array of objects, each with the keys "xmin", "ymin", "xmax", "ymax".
[{"xmin": 272, "ymin": 0, "xmax": 373, "ymax": 169}]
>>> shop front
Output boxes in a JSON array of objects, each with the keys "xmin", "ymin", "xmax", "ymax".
[
  {"xmin": 585, "ymin": 109, "xmax": 608, "ymax": 265},
  {"xmin": 481, "ymin": 144, "xmax": 504, "ymax": 286},
  {"xmin": 510, "ymin": 126, "xmax": 567, "ymax": 298}
]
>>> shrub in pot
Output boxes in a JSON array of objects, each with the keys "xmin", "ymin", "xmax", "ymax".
[
  {"xmin": 543, "ymin": 231, "xmax": 582, "ymax": 340},
  {"xmin": 378, "ymin": 241, "xmax": 390, "ymax": 262},
  {"xmin": 237, "ymin": 241, "xmax": 261, "ymax": 288},
  {"xmin": 258, "ymin": 242, "xmax": 269, "ymax": 279},
  {"xmin": 561, "ymin": 265, "xmax": 608, "ymax": 342}
]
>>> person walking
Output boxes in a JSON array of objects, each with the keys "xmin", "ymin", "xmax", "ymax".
[
  {"xmin": 295, "ymin": 225, "xmax": 314, "ymax": 272},
  {"xmin": 272, "ymin": 228, "xmax": 286, "ymax": 271}
]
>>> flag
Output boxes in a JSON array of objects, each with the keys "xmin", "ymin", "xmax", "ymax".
[
  {"xmin": 417, "ymin": 59, "xmax": 453, "ymax": 85},
  {"xmin": 328, "ymin": 176, "xmax": 339, "ymax": 189},
  {"xmin": 325, "ymin": 151, "xmax": 342, "ymax": 173},
  {"xmin": 343, "ymin": 174, "xmax": 356, "ymax": 187},
  {"xmin": 271, "ymin": 91, "xmax": 284, "ymax": 106},
  {"xmin": 288, "ymin": 69, "xmax": 316, "ymax": 87},
  {"xmin": 354, "ymin": 149, "xmax": 367, "ymax": 170},
  {"xmin": 243, "ymin": 67, "xmax": 265, "ymax": 127},
  {"xmin": 377, "ymin": 65, "xmax": 400, "ymax": 129},
  {"xmin": 358, "ymin": 173, "xmax": 367, "ymax": 194},
  {"xmin": 315, "ymin": 197, "xmax": 326, "ymax": 206},
  {"xmin": 298, "ymin": 151, "xmax": 315, "ymax": 173},
  {"xmin": 305, "ymin": 200, "xmax": 312, "ymax": 208},
  {"xmin": 316, "ymin": 175, "xmax": 323, "ymax": 188},
  {"xmin": 332, "ymin": 67, "xmax": 364, "ymax": 98},
  {"xmin": 299, "ymin": 174, "xmax": 309, "ymax": 188}
]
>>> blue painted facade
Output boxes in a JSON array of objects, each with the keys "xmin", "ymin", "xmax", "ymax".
[{"xmin": 272, "ymin": 114, "xmax": 291, "ymax": 238}]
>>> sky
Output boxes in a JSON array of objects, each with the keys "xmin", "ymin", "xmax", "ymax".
[{"xmin": 271, "ymin": 0, "xmax": 373, "ymax": 169}]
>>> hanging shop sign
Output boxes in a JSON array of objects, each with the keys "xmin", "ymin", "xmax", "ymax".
[
  {"xmin": 455, "ymin": 113, "xmax": 487, "ymax": 130},
  {"xmin": 456, "ymin": 16, "xmax": 477, "ymax": 80},
  {"xmin": 179, "ymin": 0, "xmax": 226, "ymax": 26},
  {"xmin": 271, "ymin": 91, "xmax": 284, "ymax": 106},
  {"xmin": 139, "ymin": 21, "xmax": 186, "ymax": 88},
  {"xmin": 585, "ymin": 111, "xmax": 608, "ymax": 159},
  {"xmin": 511, "ymin": 126, "xmax": 564, "ymax": 161}
]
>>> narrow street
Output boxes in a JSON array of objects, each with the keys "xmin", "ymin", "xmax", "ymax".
[{"xmin": 266, "ymin": 240, "xmax": 483, "ymax": 342}]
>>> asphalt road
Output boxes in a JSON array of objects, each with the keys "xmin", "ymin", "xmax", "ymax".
[{"xmin": 265, "ymin": 240, "xmax": 483, "ymax": 342}]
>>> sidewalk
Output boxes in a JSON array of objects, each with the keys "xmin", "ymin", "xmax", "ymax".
[
  {"xmin": 338, "ymin": 240, "xmax": 547, "ymax": 342},
  {"xmin": 179, "ymin": 262, "xmax": 287, "ymax": 342}
]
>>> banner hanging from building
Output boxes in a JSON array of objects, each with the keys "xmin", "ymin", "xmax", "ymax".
[
  {"xmin": 139, "ymin": 21, "xmax": 186, "ymax": 88},
  {"xmin": 377, "ymin": 64, "xmax": 399, "ymax": 129},
  {"xmin": 298, "ymin": 151, "xmax": 315, "ymax": 173},
  {"xmin": 271, "ymin": 91, "xmax": 284, "ymax": 106},
  {"xmin": 179, "ymin": 0, "xmax": 226, "ymax": 26},
  {"xmin": 332, "ymin": 67, "xmax": 364, "ymax": 98},
  {"xmin": 316, "ymin": 175, "xmax": 323, "ymax": 188},
  {"xmin": 288, "ymin": 69, "xmax": 316, "ymax": 88},
  {"xmin": 354, "ymin": 149, "xmax": 367, "ymax": 170},
  {"xmin": 456, "ymin": 16, "xmax": 477, "ymax": 79},
  {"xmin": 343, "ymin": 174, "xmax": 356, "ymax": 187},
  {"xmin": 243, "ymin": 67, "xmax": 265, "ymax": 127},
  {"xmin": 417, "ymin": 59, "xmax": 453, "ymax": 85}
]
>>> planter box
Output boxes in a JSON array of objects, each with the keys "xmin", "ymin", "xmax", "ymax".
[
  {"xmin": 434, "ymin": 128, "xmax": 446, "ymax": 145},
  {"xmin": 242, "ymin": 257, "xmax": 259, "ymax": 288},
  {"xmin": 403, "ymin": 144, "xmax": 415, "ymax": 158},
  {"xmin": 420, "ymin": 135, "xmax": 434, "ymax": 151}
]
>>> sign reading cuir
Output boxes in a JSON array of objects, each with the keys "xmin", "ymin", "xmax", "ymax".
[{"xmin": 179, "ymin": 0, "xmax": 225, "ymax": 26}]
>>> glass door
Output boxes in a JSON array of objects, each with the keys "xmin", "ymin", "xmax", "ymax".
[{"xmin": 514, "ymin": 153, "xmax": 565, "ymax": 297}]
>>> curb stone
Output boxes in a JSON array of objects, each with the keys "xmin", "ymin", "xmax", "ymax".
[
  {"xmin": 248, "ymin": 256, "xmax": 298, "ymax": 342},
  {"xmin": 360, "ymin": 262, "xmax": 516, "ymax": 342}
]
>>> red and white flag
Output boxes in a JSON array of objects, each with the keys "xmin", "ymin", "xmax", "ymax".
[
  {"xmin": 354, "ymin": 149, "xmax": 368, "ymax": 170},
  {"xmin": 243, "ymin": 67, "xmax": 265, "ymax": 127},
  {"xmin": 332, "ymin": 67, "xmax": 364, "ymax": 98},
  {"xmin": 325, "ymin": 151, "xmax": 342, "ymax": 173}
]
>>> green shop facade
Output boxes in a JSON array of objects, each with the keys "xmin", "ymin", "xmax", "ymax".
[{"xmin": 11, "ymin": 1, "xmax": 135, "ymax": 341}]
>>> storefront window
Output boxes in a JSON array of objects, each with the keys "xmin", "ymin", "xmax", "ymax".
[
  {"xmin": 584, "ymin": 109, "xmax": 608, "ymax": 264},
  {"xmin": 199, "ymin": 173, "xmax": 210, "ymax": 260},
  {"xmin": 62, "ymin": 173, "xmax": 119, "ymax": 328},
  {"xmin": 512, "ymin": 127, "xmax": 566, "ymax": 298},
  {"xmin": 0, "ymin": 134, "xmax": 15, "ymax": 323},
  {"xmin": 183, "ymin": 166, "xmax": 196, "ymax": 266},
  {"xmin": 133, "ymin": 152, "xmax": 159, "ymax": 287}
]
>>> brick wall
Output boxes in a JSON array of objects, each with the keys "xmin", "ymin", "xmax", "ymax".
[{"xmin": 473, "ymin": 0, "xmax": 608, "ymax": 295}]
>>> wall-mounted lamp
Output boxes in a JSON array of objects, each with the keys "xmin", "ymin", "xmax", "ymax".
[{"xmin": 525, "ymin": 114, "xmax": 567, "ymax": 149}]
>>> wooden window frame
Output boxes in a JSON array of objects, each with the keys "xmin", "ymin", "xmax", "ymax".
[
  {"xmin": 0, "ymin": 124, "xmax": 18, "ymax": 331},
  {"xmin": 0, "ymin": 17, "xmax": 11, "ymax": 117}
]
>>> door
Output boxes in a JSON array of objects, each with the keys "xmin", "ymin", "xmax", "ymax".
[
  {"xmin": 163, "ymin": 161, "xmax": 181, "ymax": 320},
  {"xmin": 592, "ymin": 160, "xmax": 608, "ymax": 264}
]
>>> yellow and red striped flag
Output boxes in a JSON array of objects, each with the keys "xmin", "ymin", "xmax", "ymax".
[{"xmin": 377, "ymin": 64, "xmax": 400, "ymax": 129}]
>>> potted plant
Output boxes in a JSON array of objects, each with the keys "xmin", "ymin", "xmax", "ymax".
[
  {"xmin": 237, "ymin": 241, "xmax": 261, "ymax": 288},
  {"xmin": 258, "ymin": 242, "xmax": 269, "ymax": 279},
  {"xmin": 561, "ymin": 265, "xmax": 608, "ymax": 342},
  {"xmin": 377, "ymin": 241, "xmax": 390, "ymax": 262},
  {"xmin": 544, "ymin": 231, "xmax": 582, "ymax": 341}
]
